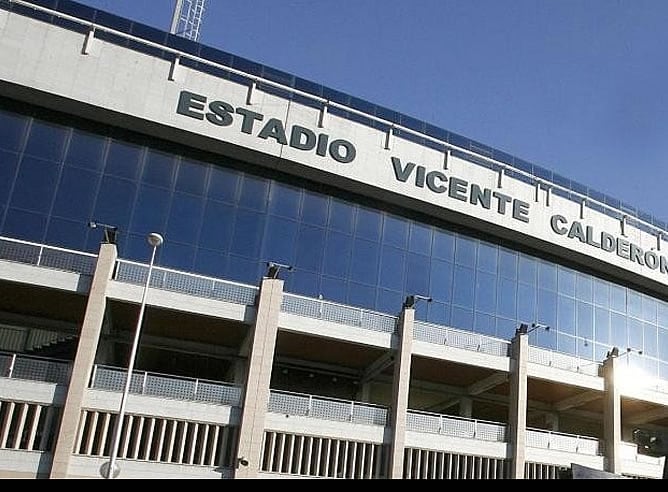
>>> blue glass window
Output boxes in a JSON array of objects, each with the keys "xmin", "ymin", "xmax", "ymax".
[
  {"xmin": 383, "ymin": 214, "xmax": 408, "ymax": 249},
  {"xmin": 4, "ymin": 208, "xmax": 46, "ymax": 242},
  {"xmin": 0, "ymin": 150, "xmax": 19, "ymax": 204},
  {"xmin": 52, "ymin": 166, "xmax": 98, "ymax": 221},
  {"xmin": 238, "ymin": 175, "xmax": 268, "ymax": 211},
  {"xmin": 659, "ymin": 302, "xmax": 668, "ymax": 328},
  {"xmin": 142, "ymin": 149, "xmax": 175, "ymax": 188},
  {"xmin": 593, "ymin": 278, "xmax": 610, "ymax": 308},
  {"xmin": 537, "ymin": 289, "xmax": 557, "ymax": 328},
  {"xmin": 106, "ymin": 140, "xmax": 143, "ymax": 180},
  {"xmin": 329, "ymin": 198, "xmax": 354, "ymax": 234},
  {"xmin": 628, "ymin": 318, "xmax": 643, "ymax": 351},
  {"xmin": 427, "ymin": 301, "xmax": 450, "ymax": 326},
  {"xmin": 324, "ymin": 231, "xmax": 353, "ymax": 278},
  {"xmin": 475, "ymin": 312, "xmax": 496, "ymax": 336},
  {"xmin": 24, "ymin": 120, "xmax": 67, "ymax": 161},
  {"xmin": 295, "ymin": 225, "xmax": 325, "ymax": 272},
  {"xmin": 166, "ymin": 192, "xmax": 204, "ymax": 242},
  {"xmin": 378, "ymin": 245, "xmax": 405, "ymax": 291},
  {"xmin": 558, "ymin": 295, "xmax": 576, "ymax": 335},
  {"xmin": 644, "ymin": 323, "xmax": 658, "ymax": 358},
  {"xmin": 455, "ymin": 236, "xmax": 476, "ymax": 268},
  {"xmin": 538, "ymin": 261, "xmax": 557, "ymax": 291},
  {"xmin": 348, "ymin": 282, "xmax": 376, "ymax": 309},
  {"xmin": 429, "ymin": 258, "xmax": 453, "ymax": 303},
  {"xmin": 199, "ymin": 200, "xmax": 234, "ymax": 251},
  {"xmin": 594, "ymin": 307, "xmax": 610, "ymax": 344},
  {"xmin": 610, "ymin": 312, "xmax": 627, "ymax": 348},
  {"xmin": 194, "ymin": 248, "xmax": 227, "ymax": 278},
  {"xmin": 659, "ymin": 329, "xmax": 668, "ymax": 361},
  {"xmin": 262, "ymin": 216, "xmax": 297, "ymax": 266},
  {"xmin": 451, "ymin": 306, "xmax": 474, "ymax": 331},
  {"xmin": 175, "ymin": 158, "xmax": 208, "ymax": 195},
  {"xmin": 161, "ymin": 241, "xmax": 195, "ymax": 271},
  {"xmin": 405, "ymin": 253, "xmax": 430, "ymax": 296},
  {"xmin": 355, "ymin": 207, "xmax": 381, "ymax": 242},
  {"xmin": 517, "ymin": 283, "xmax": 536, "ymax": 322},
  {"xmin": 497, "ymin": 318, "xmax": 518, "ymax": 340},
  {"xmin": 433, "ymin": 229, "xmax": 454, "ymax": 261},
  {"xmin": 0, "ymin": 110, "xmax": 27, "ymax": 152},
  {"xmin": 576, "ymin": 274, "xmax": 593, "ymax": 302},
  {"xmin": 610, "ymin": 284, "xmax": 626, "ymax": 313},
  {"xmin": 207, "ymin": 165, "xmax": 239, "ymax": 203},
  {"xmin": 230, "ymin": 209, "xmax": 265, "ymax": 258},
  {"xmin": 93, "ymin": 176, "xmax": 136, "ymax": 228},
  {"xmin": 475, "ymin": 271, "xmax": 497, "ymax": 314},
  {"xmin": 45, "ymin": 216, "xmax": 87, "ymax": 250},
  {"xmin": 302, "ymin": 191, "xmax": 328, "ymax": 227},
  {"xmin": 477, "ymin": 242, "xmax": 497, "ymax": 274},
  {"xmin": 228, "ymin": 254, "xmax": 262, "ymax": 285},
  {"xmin": 497, "ymin": 277, "xmax": 516, "ymax": 319},
  {"xmin": 642, "ymin": 295, "xmax": 657, "ymax": 323},
  {"xmin": 498, "ymin": 248, "xmax": 517, "ymax": 280},
  {"xmin": 130, "ymin": 185, "xmax": 170, "ymax": 234},
  {"xmin": 453, "ymin": 265, "xmax": 474, "ymax": 308},
  {"xmin": 557, "ymin": 267, "xmax": 576, "ymax": 297},
  {"xmin": 628, "ymin": 291, "xmax": 642, "ymax": 319},
  {"xmin": 321, "ymin": 276, "xmax": 347, "ymax": 304},
  {"xmin": 577, "ymin": 301, "xmax": 593, "ymax": 340},
  {"xmin": 557, "ymin": 333, "xmax": 577, "ymax": 356},
  {"xmin": 11, "ymin": 157, "xmax": 59, "ymax": 213},
  {"xmin": 350, "ymin": 238, "xmax": 380, "ymax": 285},
  {"xmin": 409, "ymin": 222, "xmax": 432, "ymax": 255},
  {"xmin": 518, "ymin": 255, "xmax": 537, "ymax": 285},
  {"xmin": 291, "ymin": 270, "xmax": 319, "ymax": 298},
  {"xmin": 268, "ymin": 182, "xmax": 301, "ymax": 219},
  {"xmin": 66, "ymin": 129, "xmax": 106, "ymax": 170}
]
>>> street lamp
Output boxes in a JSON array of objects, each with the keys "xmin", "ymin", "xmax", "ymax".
[{"xmin": 102, "ymin": 232, "xmax": 163, "ymax": 479}]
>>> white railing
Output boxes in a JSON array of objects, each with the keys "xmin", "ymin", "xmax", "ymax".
[
  {"xmin": 620, "ymin": 441, "xmax": 664, "ymax": 466},
  {"xmin": 406, "ymin": 410, "xmax": 507, "ymax": 442},
  {"xmin": 281, "ymin": 293, "xmax": 397, "ymax": 334},
  {"xmin": 528, "ymin": 346, "xmax": 601, "ymax": 377},
  {"xmin": 114, "ymin": 259, "xmax": 258, "ymax": 305},
  {"xmin": 526, "ymin": 428, "xmax": 601, "ymax": 455},
  {"xmin": 267, "ymin": 389, "xmax": 388, "ymax": 426},
  {"xmin": 0, "ymin": 351, "xmax": 71, "ymax": 384},
  {"xmin": 0, "ymin": 235, "xmax": 97, "ymax": 276},
  {"xmin": 90, "ymin": 365, "xmax": 242, "ymax": 407},
  {"xmin": 413, "ymin": 320, "xmax": 511, "ymax": 357}
]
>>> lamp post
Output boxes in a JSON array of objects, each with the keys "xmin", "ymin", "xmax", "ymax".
[{"xmin": 102, "ymin": 232, "xmax": 163, "ymax": 479}]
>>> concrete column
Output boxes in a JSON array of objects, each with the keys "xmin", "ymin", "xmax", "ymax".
[
  {"xmin": 459, "ymin": 397, "xmax": 473, "ymax": 418},
  {"xmin": 603, "ymin": 354, "xmax": 622, "ymax": 474},
  {"xmin": 234, "ymin": 277, "xmax": 283, "ymax": 478},
  {"xmin": 508, "ymin": 332, "xmax": 529, "ymax": 479},
  {"xmin": 388, "ymin": 307, "xmax": 414, "ymax": 479},
  {"xmin": 50, "ymin": 243, "xmax": 117, "ymax": 478}
]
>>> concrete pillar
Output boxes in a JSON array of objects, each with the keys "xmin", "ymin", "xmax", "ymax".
[
  {"xmin": 388, "ymin": 307, "xmax": 414, "ymax": 479},
  {"xmin": 50, "ymin": 243, "xmax": 117, "ymax": 478},
  {"xmin": 459, "ymin": 397, "xmax": 473, "ymax": 418},
  {"xmin": 603, "ymin": 354, "xmax": 622, "ymax": 474},
  {"xmin": 508, "ymin": 332, "xmax": 529, "ymax": 479},
  {"xmin": 234, "ymin": 277, "xmax": 283, "ymax": 478}
]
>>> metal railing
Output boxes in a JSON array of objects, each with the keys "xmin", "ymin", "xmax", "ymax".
[
  {"xmin": 406, "ymin": 410, "xmax": 507, "ymax": 443},
  {"xmin": 0, "ymin": 351, "xmax": 71, "ymax": 384},
  {"xmin": 0, "ymin": 235, "xmax": 97, "ymax": 276},
  {"xmin": 528, "ymin": 346, "xmax": 601, "ymax": 377},
  {"xmin": 413, "ymin": 320, "xmax": 511, "ymax": 357},
  {"xmin": 281, "ymin": 293, "xmax": 397, "ymax": 334},
  {"xmin": 267, "ymin": 389, "xmax": 388, "ymax": 426},
  {"xmin": 526, "ymin": 428, "xmax": 601, "ymax": 455},
  {"xmin": 114, "ymin": 259, "xmax": 258, "ymax": 306},
  {"xmin": 90, "ymin": 365, "xmax": 242, "ymax": 407}
]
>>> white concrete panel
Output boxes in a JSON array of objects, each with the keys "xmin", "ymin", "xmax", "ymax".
[
  {"xmin": 83, "ymin": 389, "xmax": 239, "ymax": 425},
  {"xmin": 67, "ymin": 455, "xmax": 229, "ymax": 479},
  {"xmin": 404, "ymin": 430, "xmax": 508, "ymax": 459},
  {"xmin": 0, "ymin": 449, "xmax": 49, "ymax": 477},
  {"xmin": 277, "ymin": 312, "xmax": 393, "ymax": 349},
  {"xmin": 0, "ymin": 260, "xmax": 90, "ymax": 293},
  {"xmin": 0, "ymin": 378, "xmax": 66, "ymax": 405},
  {"xmin": 264, "ymin": 413, "xmax": 386, "ymax": 444},
  {"xmin": 413, "ymin": 340, "xmax": 511, "ymax": 372},
  {"xmin": 525, "ymin": 446, "xmax": 604, "ymax": 469},
  {"xmin": 528, "ymin": 363, "xmax": 604, "ymax": 391}
]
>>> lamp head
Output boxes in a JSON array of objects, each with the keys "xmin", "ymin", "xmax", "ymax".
[{"xmin": 147, "ymin": 233, "xmax": 164, "ymax": 247}]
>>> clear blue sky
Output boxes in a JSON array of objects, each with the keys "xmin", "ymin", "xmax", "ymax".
[{"xmin": 77, "ymin": 0, "xmax": 668, "ymax": 224}]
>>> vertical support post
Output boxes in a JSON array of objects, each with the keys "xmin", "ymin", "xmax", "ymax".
[
  {"xmin": 508, "ymin": 331, "xmax": 528, "ymax": 479},
  {"xmin": 603, "ymin": 354, "xmax": 622, "ymax": 474}
]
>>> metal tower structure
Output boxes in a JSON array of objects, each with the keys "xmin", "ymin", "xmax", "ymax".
[{"xmin": 170, "ymin": 0, "xmax": 207, "ymax": 42}]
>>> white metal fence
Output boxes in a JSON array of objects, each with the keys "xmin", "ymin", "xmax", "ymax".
[
  {"xmin": 528, "ymin": 346, "xmax": 601, "ymax": 377},
  {"xmin": 90, "ymin": 365, "xmax": 242, "ymax": 407},
  {"xmin": 267, "ymin": 390, "xmax": 388, "ymax": 426},
  {"xmin": 406, "ymin": 410, "xmax": 507, "ymax": 442},
  {"xmin": 0, "ymin": 236, "xmax": 97, "ymax": 275},
  {"xmin": 0, "ymin": 399, "xmax": 60, "ymax": 452},
  {"xmin": 0, "ymin": 352, "xmax": 71, "ymax": 384},
  {"xmin": 114, "ymin": 259, "xmax": 258, "ymax": 305},
  {"xmin": 404, "ymin": 448, "xmax": 510, "ymax": 479},
  {"xmin": 526, "ymin": 428, "xmax": 601, "ymax": 455},
  {"xmin": 413, "ymin": 320, "xmax": 511, "ymax": 357},
  {"xmin": 281, "ymin": 293, "xmax": 397, "ymax": 334}
]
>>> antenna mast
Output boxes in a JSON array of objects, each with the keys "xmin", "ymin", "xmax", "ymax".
[{"xmin": 170, "ymin": 0, "xmax": 207, "ymax": 42}]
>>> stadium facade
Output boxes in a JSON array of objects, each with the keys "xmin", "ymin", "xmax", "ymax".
[{"xmin": 0, "ymin": 0, "xmax": 667, "ymax": 479}]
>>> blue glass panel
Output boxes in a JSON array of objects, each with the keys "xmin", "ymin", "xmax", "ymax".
[
  {"xmin": 350, "ymin": 238, "xmax": 380, "ymax": 285},
  {"xmin": 557, "ymin": 267, "xmax": 576, "ymax": 297},
  {"xmin": 644, "ymin": 323, "xmax": 658, "ymax": 358},
  {"xmin": 227, "ymin": 254, "xmax": 262, "ymax": 285},
  {"xmin": 268, "ymin": 182, "xmax": 301, "ymax": 219},
  {"xmin": 199, "ymin": 200, "xmax": 234, "ymax": 251},
  {"xmin": 452, "ymin": 265, "xmax": 474, "ymax": 309},
  {"xmin": 347, "ymin": 282, "xmax": 376, "ymax": 309},
  {"xmin": 642, "ymin": 295, "xmax": 657, "ymax": 323},
  {"xmin": 290, "ymin": 270, "xmax": 319, "ymax": 298},
  {"xmin": 610, "ymin": 284, "xmax": 626, "ymax": 313},
  {"xmin": 451, "ymin": 307, "xmax": 474, "ymax": 331},
  {"xmin": 433, "ymin": 229, "xmax": 455, "ymax": 261},
  {"xmin": 378, "ymin": 245, "xmax": 405, "ymax": 291},
  {"xmin": 230, "ymin": 210, "xmax": 265, "ymax": 258},
  {"xmin": 66, "ymin": 129, "xmax": 106, "ymax": 170},
  {"xmin": 106, "ymin": 140, "xmax": 143, "ymax": 180},
  {"xmin": 577, "ymin": 338, "xmax": 594, "ymax": 360},
  {"xmin": 518, "ymin": 254, "xmax": 536, "ymax": 285},
  {"xmin": 295, "ymin": 225, "xmax": 325, "ymax": 272},
  {"xmin": 52, "ymin": 166, "xmax": 98, "ymax": 221},
  {"xmin": 455, "ymin": 236, "xmax": 476, "ymax": 267},
  {"xmin": 166, "ymin": 192, "xmax": 203, "ymax": 242},
  {"xmin": 576, "ymin": 274, "xmax": 593, "ymax": 302},
  {"xmin": 24, "ymin": 120, "xmax": 66, "ymax": 161},
  {"xmin": 321, "ymin": 276, "xmax": 347, "ymax": 304},
  {"xmin": 594, "ymin": 307, "xmax": 610, "ymax": 344},
  {"xmin": 498, "ymin": 248, "xmax": 517, "ymax": 280},
  {"xmin": 557, "ymin": 295, "xmax": 576, "ymax": 335},
  {"xmin": 329, "ymin": 198, "xmax": 354, "ymax": 234},
  {"xmin": 0, "ymin": 107, "xmax": 27, "ymax": 152},
  {"xmin": 497, "ymin": 277, "xmax": 516, "ymax": 319},
  {"xmin": 659, "ymin": 302, "xmax": 668, "ymax": 328},
  {"xmin": 128, "ymin": 185, "xmax": 170, "ymax": 235},
  {"xmin": 0, "ymin": 150, "xmax": 19, "ymax": 204},
  {"xmin": 355, "ymin": 207, "xmax": 381, "ymax": 242},
  {"xmin": 429, "ymin": 258, "xmax": 453, "ymax": 303},
  {"xmin": 517, "ymin": 283, "xmax": 536, "ymax": 322},
  {"xmin": 409, "ymin": 222, "xmax": 432, "ymax": 255},
  {"xmin": 577, "ymin": 301, "xmax": 593, "ymax": 340},
  {"xmin": 610, "ymin": 312, "xmax": 627, "ymax": 348},
  {"xmin": 262, "ymin": 216, "xmax": 297, "ymax": 266},
  {"xmin": 475, "ymin": 271, "xmax": 497, "ymax": 314},
  {"xmin": 405, "ymin": 253, "xmax": 429, "ymax": 296},
  {"xmin": 628, "ymin": 318, "xmax": 643, "ymax": 351},
  {"xmin": 627, "ymin": 291, "xmax": 642, "ymax": 318},
  {"xmin": 538, "ymin": 261, "xmax": 557, "ymax": 291},
  {"xmin": 92, "ymin": 176, "xmax": 136, "ymax": 228},
  {"xmin": 427, "ymin": 301, "xmax": 450, "ymax": 326},
  {"xmin": 194, "ymin": 248, "xmax": 227, "ymax": 279},
  {"xmin": 45, "ymin": 216, "xmax": 87, "ymax": 251},
  {"xmin": 160, "ymin": 241, "xmax": 195, "ymax": 271},
  {"xmin": 557, "ymin": 333, "xmax": 577, "ymax": 356},
  {"xmin": 475, "ymin": 313, "xmax": 496, "ymax": 336},
  {"xmin": 376, "ymin": 288, "xmax": 403, "ymax": 316},
  {"xmin": 593, "ymin": 278, "xmax": 609, "ymax": 308},
  {"xmin": 11, "ymin": 156, "xmax": 58, "ymax": 213},
  {"xmin": 659, "ymin": 329, "xmax": 668, "ymax": 361},
  {"xmin": 142, "ymin": 149, "xmax": 175, "ymax": 188},
  {"xmin": 382, "ymin": 214, "xmax": 408, "ymax": 249},
  {"xmin": 238, "ymin": 174, "xmax": 268, "ymax": 212},
  {"xmin": 534, "ymin": 325, "xmax": 557, "ymax": 350},
  {"xmin": 208, "ymin": 165, "xmax": 239, "ymax": 203},
  {"xmin": 323, "ymin": 231, "xmax": 352, "ymax": 278},
  {"xmin": 497, "ymin": 318, "xmax": 518, "ymax": 341},
  {"xmin": 175, "ymin": 158, "xmax": 208, "ymax": 195},
  {"xmin": 4, "ymin": 208, "xmax": 46, "ymax": 242},
  {"xmin": 477, "ymin": 242, "xmax": 497, "ymax": 274},
  {"xmin": 537, "ymin": 288, "xmax": 557, "ymax": 327},
  {"xmin": 301, "ymin": 191, "xmax": 328, "ymax": 226}
]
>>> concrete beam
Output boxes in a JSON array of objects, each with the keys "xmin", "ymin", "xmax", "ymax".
[
  {"xmin": 360, "ymin": 351, "xmax": 395, "ymax": 384},
  {"xmin": 553, "ymin": 391, "xmax": 601, "ymax": 412},
  {"xmin": 627, "ymin": 407, "xmax": 668, "ymax": 426},
  {"xmin": 467, "ymin": 371, "xmax": 508, "ymax": 396}
]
